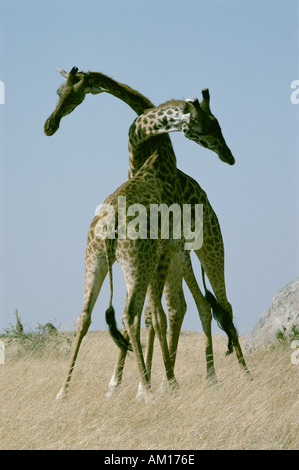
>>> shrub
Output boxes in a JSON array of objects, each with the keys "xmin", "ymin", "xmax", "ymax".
[
  {"xmin": 276, "ymin": 324, "xmax": 299, "ymax": 343},
  {"xmin": 0, "ymin": 313, "xmax": 74, "ymax": 359}
]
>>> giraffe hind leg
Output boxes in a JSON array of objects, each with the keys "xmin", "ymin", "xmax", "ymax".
[
  {"xmin": 201, "ymin": 268, "xmax": 251, "ymax": 375},
  {"xmin": 195, "ymin": 249, "xmax": 251, "ymax": 377},
  {"xmin": 202, "ymin": 283, "xmax": 235, "ymax": 355},
  {"xmin": 180, "ymin": 252, "xmax": 217, "ymax": 382}
]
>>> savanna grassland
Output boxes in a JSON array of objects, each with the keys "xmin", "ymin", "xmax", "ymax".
[{"xmin": 0, "ymin": 330, "xmax": 298, "ymax": 450}]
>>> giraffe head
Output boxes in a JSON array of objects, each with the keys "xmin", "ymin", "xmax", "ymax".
[
  {"xmin": 44, "ymin": 66, "xmax": 105, "ymax": 136},
  {"xmin": 44, "ymin": 67, "xmax": 87, "ymax": 136},
  {"xmin": 182, "ymin": 90, "xmax": 235, "ymax": 165}
]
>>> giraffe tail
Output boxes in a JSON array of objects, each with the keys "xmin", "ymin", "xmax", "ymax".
[
  {"xmin": 201, "ymin": 266, "xmax": 237, "ymax": 355},
  {"xmin": 104, "ymin": 240, "xmax": 132, "ymax": 352}
]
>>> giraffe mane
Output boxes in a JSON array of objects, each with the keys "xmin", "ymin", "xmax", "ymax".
[{"xmin": 145, "ymin": 99, "xmax": 185, "ymax": 112}]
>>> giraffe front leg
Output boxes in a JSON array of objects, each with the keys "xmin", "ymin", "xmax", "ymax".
[
  {"xmin": 56, "ymin": 249, "xmax": 108, "ymax": 400},
  {"xmin": 144, "ymin": 302, "xmax": 156, "ymax": 381},
  {"xmin": 147, "ymin": 257, "xmax": 178, "ymax": 393},
  {"xmin": 108, "ymin": 304, "xmax": 155, "ymax": 400},
  {"xmin": 163, "ymin": 272, "xmax": 187, "ymax": 372},
  {"xmin": 151, "ymin": 300, "xmax": 178, "ymax": 392},
  {"xmin": 124, "ymin": 309, "xmax": 152, "ymax": 401},
  {"xmin": 56, "ymin": 310, "xmax": 91, "ymax": 400},
  {"xmin": 120, "ymin": 282, "xmax": 152, "ymax": 400}
]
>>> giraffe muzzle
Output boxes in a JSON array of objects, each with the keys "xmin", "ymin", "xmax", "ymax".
[
  {"xmin": 218, "ymin": 147, "xmax": 235, "ymax": 165},
  {"xmin": 44, "ymin": 115, "xmax": 60, "ymax": 136}
]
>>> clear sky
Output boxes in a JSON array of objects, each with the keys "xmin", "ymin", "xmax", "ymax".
[{"xmin": 0, "ymin": 0, "xmax": 298, "ymax": 336}]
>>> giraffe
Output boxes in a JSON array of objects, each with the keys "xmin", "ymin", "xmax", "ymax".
[
  {"xmin": 52, "ymin": 96, "xmax": 225, "ymax": 400},
  {"xmin": 107, "ymin": 98, "xmax": 250, "ymax": 395},
  {"xmin": 44, "ymin": 68, "xmax": 250, "ymax": 397}
]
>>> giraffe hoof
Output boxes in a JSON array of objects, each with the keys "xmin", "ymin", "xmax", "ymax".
[
  {"xmin": 135, "ymin": 382, "xmax": 144, "ymax": 401},
  {"xmin": 244, "ymin": 370, "xmax": 253, "ymax": 382},
  {"xmin": 106, "ymin": 375, "xmax": 121, "ymax": 398},
  {"xmin": 135, "ymin": 382, "xmax": 153, "ymax": 403},
  {"xmin": 169, "ymin": 377, "xmax": 179, "ymax": 391},
  {"xmin": 206, "ymin": 372, "xmax": 218, "ymax": 387},
  {"xmin": 56, "ymin": 387, "xmax": 68, "ymax": 401},
  {"xmin": 105, "ymin": 386, "xmax": 120, "ymax": 399}
]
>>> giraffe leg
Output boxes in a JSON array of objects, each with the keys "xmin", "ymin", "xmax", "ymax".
[
  {"xmin": 143, "ymin": 251, "xmax": 217, "ymax": 386},
  {"xmin": 147, "ymin": 253, "xmax": 178, "ymax": 391},
  {"xmin": 163, "ymin": 258, "xmax": 186, "ymax": 372},
  {"xmin": 106, "ymin": 303, "xmax": 158, "ymax": 399},
  {"xmin": 141, "ymin": 254, "xmax": 186, "ymax": 392},
  {"xmin": 56, "ymin": 251, "xmax": 108, "ymax": 399},
  {"xmin": 180, "ymin": 251, "xmax": 217, "ymax": 382},
  {"xmin": 108, "ymin": 298, "xmax": 157, "ymax": 399},
  {"xmin": 105, "ymin": 329, "xmax": 130, "ymax": 397},
  {"xmin": 148, "ymin": 292, "xmax": 177, "ymax": 390},
  {"xmin": 135, "ymin": 302, "xmax": 155, "ymax": 400},
  {"xmin": 143, "ymin": 302, "xmax": 155, "ymax": 382},
  {"xmin": 135, "ymin": 251, "xmax": 178, "ymax": 398},
  {"xmin": 122, "ymin": 283, "xmax": 151, "ymax": 398},
  {"xmin": 195, "ymin": 247, "xmax": 251, "ymax": 377},
  {"xmin": 116, "ymin": 240, "xmax": 153, "ymax": 399},
  {"xmin": 106, "ymin": 278, "xmax": 155, "ymax": 398},
  {"xmin": 165, "ymin": 280, "xmax": 200, "ymax": 374}
]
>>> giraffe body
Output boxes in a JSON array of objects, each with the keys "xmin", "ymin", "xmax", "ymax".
[
  {"xmin": 57, "ymin": 149, "xmax": 185, "ymax": 399},
  {"xmin": 107, "ymin": 99, "xmax": 247, "ymax": 394}
]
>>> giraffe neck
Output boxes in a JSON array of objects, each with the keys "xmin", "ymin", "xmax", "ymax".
[
  {"xmin": 128, "ymin": 102, "xmax": 187, "ymax": 178},
  {"xmin": 85, "ymin": 72, "xmax": 178, "ymax": 179},
  {"xmin": 86, "ymin": 72, "xmax": 154, "ymax": 115},
  {"xmin": 129, "ymin": 102, "xmax": 186, "ymax": 148}
]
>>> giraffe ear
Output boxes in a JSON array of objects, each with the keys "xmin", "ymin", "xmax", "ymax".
[
  {"xmin": 182, "ymin": 99, "xmax": 191, "ymax": 114},
  {"xmin": 183, "ymin": 99, "xmax": 204, "ymax": 118},
  {"xmin": 182, "ymin": 98, "xmax": 208, "ymax": 134},
  {"xmin": 183, "ymin": 99, "xmax": 199, "ymax": 115}
]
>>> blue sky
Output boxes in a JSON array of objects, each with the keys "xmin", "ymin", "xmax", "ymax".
[{"xmin": 0, "ymin": 0, "xmax": 298, "ymax": 336}]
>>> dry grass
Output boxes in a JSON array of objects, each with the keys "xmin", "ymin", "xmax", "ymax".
[{"xmin": 0, "ymin": 330, "xmax": 298, "ymax": 450}]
